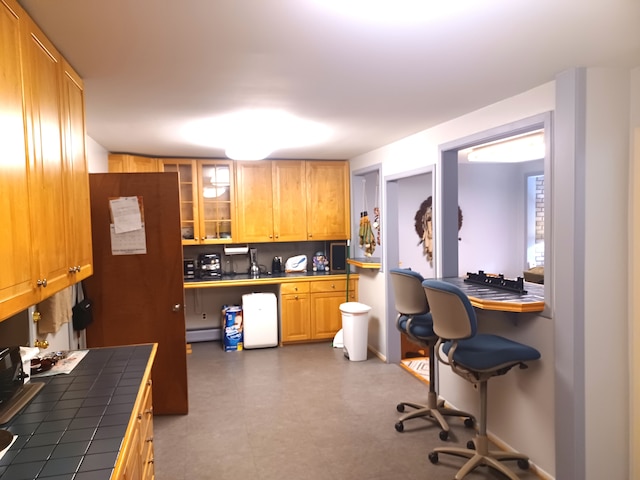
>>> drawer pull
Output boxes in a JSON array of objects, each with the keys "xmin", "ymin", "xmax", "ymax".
[
  {"xmin": 145, "ymin": 408, "xmax": 153, "ymax": 415},
  {"xmin": 146, "ymin": 437, "xmax": 153, "ymax": 443},
  {"xmin": 138, "ymin": 413, "xmax": 142, "ymax": 420}
]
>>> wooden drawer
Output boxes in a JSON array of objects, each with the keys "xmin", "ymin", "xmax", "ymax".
[
  {"xmin": 310, "ymin": 279, "xmax": 356, "ymax": 293},
  {"xmin": 281, "ymin": 282, "xmax": 310, "ymax": 295}
]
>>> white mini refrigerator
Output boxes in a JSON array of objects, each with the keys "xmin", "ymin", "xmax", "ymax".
[{"xmin": 242, "ymin": 293, "xmax": 278, "ymax": 349}]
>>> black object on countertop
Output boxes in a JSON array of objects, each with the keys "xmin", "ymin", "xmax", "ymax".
[{"xmin": 464, "ymin": 270, "xmax": 528, "ymax": 295}]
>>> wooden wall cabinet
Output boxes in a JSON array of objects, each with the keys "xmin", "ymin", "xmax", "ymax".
[
  {"xmin": 235, "ymin": 160, "xmax": 307, "ymax": 242},
  {"xmin": 236, "ymin": 160, "xmax": 349, "ymax": 243},
  {"xmin": 0, "ymin": 0, "xmax": 39, "ymax": 318},
  {"xmin": 281, "ymin": 277, "xmax": 358, "ymax": 344},
  {"xmin": 306, "ymin": 161, "xmax": 350, "ymax": 241},
  {"xmin": 0, "ymin": 0, "xmax": 93, "ymax": 321},
  {"xmin": 160, "ymin": 159, "xmax": 200, "ymax": 245},
  {"xmin": 109, "ymin": 153, "xmax": 159, "ymax": 173}
]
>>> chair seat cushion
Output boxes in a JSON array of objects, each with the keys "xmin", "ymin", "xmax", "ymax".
[
  {"xmin": 443, "ymin": 334, "xmax": 541, "ymax": 371},
  {"xmin": 398, "ymin": 313, "xmax": 436, "ymax": 339}
]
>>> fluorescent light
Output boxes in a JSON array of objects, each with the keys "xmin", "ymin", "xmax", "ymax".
[
  {"xmin": 465, "ymin": 131, "xmax": 545, "ymax": 163},
  {"xmin": 313, "ymin": 0, "xmax": 477, "ymax": 23},
  {"xmin": 182, "ymin": 109, "xmax": 332, "ymax": 161}
]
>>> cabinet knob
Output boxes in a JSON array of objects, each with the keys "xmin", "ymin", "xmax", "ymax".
[
  {"xmin": 34, "ymin": 339, "xmax": 48, "ymax": 349},
  {"xmin": 146, "ymin": 437, "xmax": 153, "ymax": 443},
  {"xmin": 331, "ymin": 284, "xmax": 335, "ymax": 289},
  {"xmin": 294, "ymin": 295, "xmax": 298, "ymax": 300},
  {"xmin": 37, "ymin": 278, "xmax": 48, "ymax": 287},
  {"xmin": 68, "ymin": 267, "xmax": 75, "ymax": 273},
  {"xmin": 275, "ymin": 234, "xmax": 279, "ymax": 239}
]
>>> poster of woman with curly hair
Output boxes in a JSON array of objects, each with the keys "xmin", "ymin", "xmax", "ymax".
[{"xmin": 414, "ymin": 196, "xmax": 462, "ymax": 267}]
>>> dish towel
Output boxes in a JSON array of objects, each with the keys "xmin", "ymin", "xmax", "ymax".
[{"xmin": 37, "ymin": 286, "xmax": 73, "ymax": 334}]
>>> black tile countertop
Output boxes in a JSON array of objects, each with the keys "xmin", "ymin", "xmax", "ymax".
[
  {"xmin": 184, "ymin": 270, "xmax": 358, "ymax": 288},
  {"xmin": 0, "ymin": 344, "xmax": 154, "ymax": 480}
]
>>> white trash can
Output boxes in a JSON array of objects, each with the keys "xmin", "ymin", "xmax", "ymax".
[{"xmin": 339, "ymin": 302, "xmax": 371, "ymax": 361}]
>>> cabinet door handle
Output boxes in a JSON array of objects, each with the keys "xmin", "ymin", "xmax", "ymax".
[
  {"xmin": 37, "ymin": 278, "xmax": 47, "ymax": 287},
  {"xmin": 294, "ymin": 295, "xmax": 298, "ymax": 300}
]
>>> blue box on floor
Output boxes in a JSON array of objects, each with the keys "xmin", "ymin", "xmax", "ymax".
[{"xmin": 221, "ymin": 305, "xmax": 243, "ymax": 351}]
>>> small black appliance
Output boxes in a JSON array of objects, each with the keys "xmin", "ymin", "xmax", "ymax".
[
  {"xmin": 0, "ymin": 347, "xmax": 25, "ymax": 408},
  {"xmin": 271, "ymin": 256, "xmax": 282, "ymax": 273},
  {"xmin": 198, "ymin": 253, "xmax": 222, "ymax": 279}
]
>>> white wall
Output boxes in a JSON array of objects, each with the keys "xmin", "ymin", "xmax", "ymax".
[
  {"xmin": 457, "ymin": 159, "xmax": 544, "ymax": 278},
  {"xmin": 350, "ymin": 82, "xmax": 557, "ymax": 475},
  {"xmin": 86, "ymin": 136, "xmax": 109, "ymax": 173},
  {"xmin": 397, "ymin": 173, "xmax": 434, "ymax": 278},
  {"xmin": 351, "ymin": 68, "xmax": 639, "ymax": 479}
]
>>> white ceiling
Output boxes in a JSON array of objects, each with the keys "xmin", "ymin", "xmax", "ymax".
[{"xmin": 19, "ymin": 0, "xmax": 640, "ymax": 160}]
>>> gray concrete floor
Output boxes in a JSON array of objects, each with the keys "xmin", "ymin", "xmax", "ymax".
[{"xmin": 153, "ymin": 342, "xmax": 539, "ymax": 480}]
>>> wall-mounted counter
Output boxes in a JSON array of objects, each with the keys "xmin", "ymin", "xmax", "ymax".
[
  {"xmin": 440, "ymin": 277, "xmax": 545, "ymax": 313},
  {"xmin": 184, "ymin": 272, "xmax": 359, "ymax": 345}
]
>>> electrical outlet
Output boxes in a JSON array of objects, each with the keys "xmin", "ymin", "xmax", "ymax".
[{"xmin": 202, "ymin": 313, "xmax": 206, "ymax": 320}]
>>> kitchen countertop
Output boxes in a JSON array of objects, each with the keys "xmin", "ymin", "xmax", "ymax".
[
  {"xmin": 0, "ymin": 344, "xmax": 155, "ymax": 480},
  {"xmin": 440, "ymin": 276, "xmax": 545, "ymax": 313},
  {"xmin": 184, "ymin": 270, "xmax": 359, "ymax": 289}
]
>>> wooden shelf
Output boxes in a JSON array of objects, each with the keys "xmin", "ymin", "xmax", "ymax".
[{"xmin": 347, "ymin": 258, "xmax": 381, "ymax": 269}]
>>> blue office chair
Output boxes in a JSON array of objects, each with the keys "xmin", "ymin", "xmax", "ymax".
[
  {"xmin": 422, "ymin": 279, "xmax": 541, "ymax": 480},
  {"xmin": 390, "ymin": 269, "xmax": 474, "ymax": 440}
]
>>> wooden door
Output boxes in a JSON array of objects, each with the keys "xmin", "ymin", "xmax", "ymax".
[
  {"xmin": 61, "ymin": 59, "xmax": 93, "ymax": 282},
  {"xmin": 235, "ymin": 160, "xmax": 274, "ymax": 242},
  {"xmin": 272, "ymin": 160, "xmax": 307, "ymax": 242},
  {"xmin": 310, "ymin": 292, "xmax": 345, "ymax": 339},
  {"xmin": 281, "ymin": 294, "xmax": 311, "ymax": 343},
  {"xmin": 23, "ymin": 15, "xmax": 69, "ymax": 296},
  {"xmin": 85, "ymin": 173, "xmax": 188, "ymax": 415},
  {"xmin": 0, "ymin": 0, "xmax": 39, "ymax": 319},
  {"xmin": 306, "ymin": 161, "xmax": 350, "ymax": 240}
]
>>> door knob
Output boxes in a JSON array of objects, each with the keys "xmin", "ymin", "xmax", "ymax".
[{"xmin": 172, "ymin": 303, "xmax": 181, "ymax": 312}]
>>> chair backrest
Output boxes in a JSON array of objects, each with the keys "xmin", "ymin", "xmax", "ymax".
[
  {"xmin": 389, "ymin": 268, "xmax": 429, "ymax": 316},
  {"xmin": 422, "ymin": 280, "xmax": 477, "ymax": 340}
]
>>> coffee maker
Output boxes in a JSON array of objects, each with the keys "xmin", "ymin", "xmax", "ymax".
[{"xmin": 249, "ymin": 248, "xmax": 260, "ymax": 278}]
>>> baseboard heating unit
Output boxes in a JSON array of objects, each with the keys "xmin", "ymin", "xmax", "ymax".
[{"xmin": 186, "ymin": 328, "xmax": 221, "ymax": 343}]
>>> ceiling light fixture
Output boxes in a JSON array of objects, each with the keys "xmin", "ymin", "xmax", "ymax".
[
  {"xmin": 313, "ymin": 0, "xmax": 476, "ymax": 23},
  {"xmin": 182, "ymin": 109, "xmax": 331, "ymax": 161},
  {"xmin": 464, "ymin": 130, "xmax": 545, "ymax": 163}
]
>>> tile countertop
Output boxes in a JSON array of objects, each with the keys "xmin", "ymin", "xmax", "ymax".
[{"xmin": 0, "ymin": 344, "xmax": 155, "ymax": 480}]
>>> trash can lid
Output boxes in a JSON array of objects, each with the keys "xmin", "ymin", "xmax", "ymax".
[{"xmin": 339, "ymin": 302, "xmax": 372, "ymax": 314}]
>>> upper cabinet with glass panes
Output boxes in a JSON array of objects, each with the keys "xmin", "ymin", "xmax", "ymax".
[
  {"xmin": 197, "ymin": 160, "xmax": 235, "ymax": 243},
  {"xmin": 159, "ymin": 159, "xmax": 235, "ymax": 244}
]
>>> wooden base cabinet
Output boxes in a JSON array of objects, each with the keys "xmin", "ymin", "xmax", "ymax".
[
  {"xmin": 114, "ymin": 358, "xmax": 156, "ymax": 480},
  {"xmin": 281, "ymin": 278, "xmax": 358, "ymax": 344},
  {"xmin": 281, "ymin": 282, "xmax": 311, "ymax": 343}
]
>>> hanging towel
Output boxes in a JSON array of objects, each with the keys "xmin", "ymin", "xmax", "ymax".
[{"xmin": 37, "ymin": 286, "xmax": 73, "ymax": 334}]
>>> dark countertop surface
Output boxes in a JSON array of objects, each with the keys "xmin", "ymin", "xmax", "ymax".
[
  {"xmin": 0, "ymin": 344, "xmax": 154, "ymax": 480},
  {"xmin": 184, "ymin": 269, "xmax": 358, "ymax": 288}
]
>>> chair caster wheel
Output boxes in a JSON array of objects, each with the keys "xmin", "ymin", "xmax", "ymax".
[
  {"xmin": 464, "ymin": 417, "xmax": 474, "ymax": 428},
  {"xmin": 439, "ymin": 430, "xmax": 449, "ymax": 441},
  {"xmin": 396, "ymin": 404, "xmax": 405, "ymax": 413},
  {"xmin": 466, "ymin": 440, "xmax": 475, "ymax": 449},
  {"xmin": 517, "ymin": 459, "xmax": 530, "ymax": 470},
  {"xmin": 428, "ymin": 452, "xmax": 439, "ymax": 464},
  {"xmin": 395, "ymin": 422, "xmax": 404, "ymax": 432}
]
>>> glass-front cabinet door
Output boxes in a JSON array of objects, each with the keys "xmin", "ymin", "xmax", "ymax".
[
  {"xmin": 197, "ymin": 160, "xmax": 234, "ymax": 243},
  {"xmin": 160, "ymin": 159, "xmax": 199, "ymax": 245}
]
